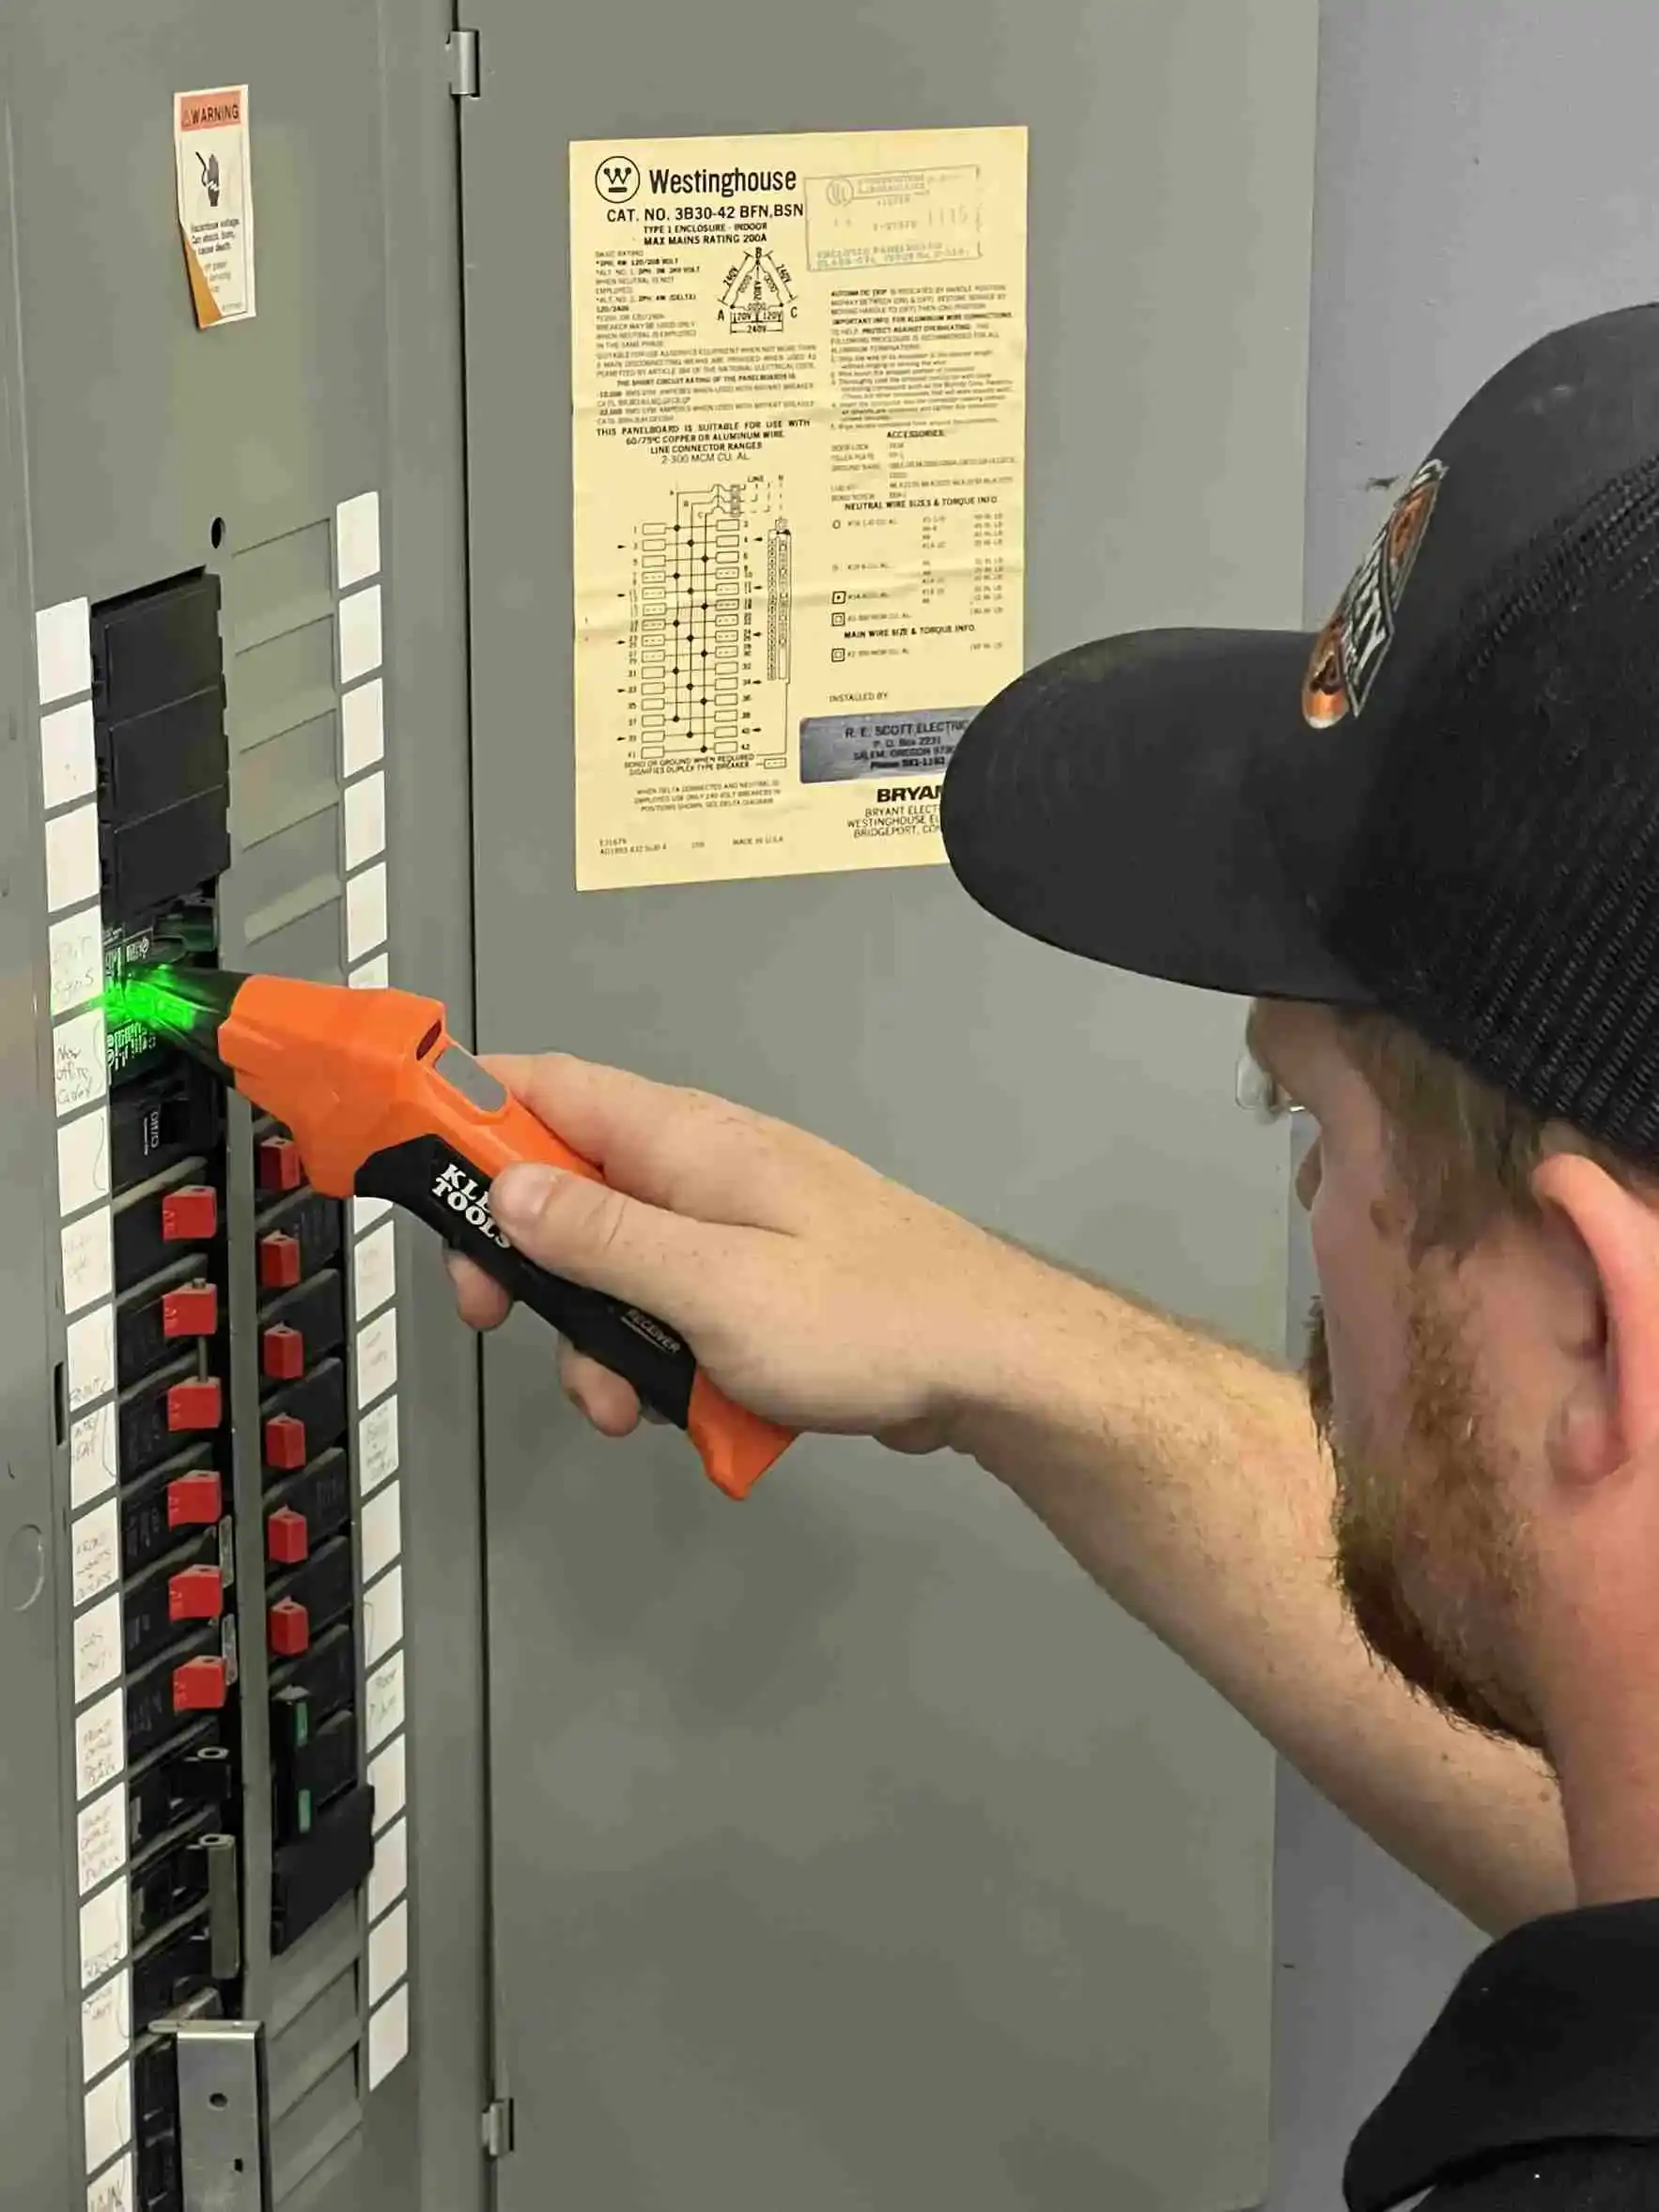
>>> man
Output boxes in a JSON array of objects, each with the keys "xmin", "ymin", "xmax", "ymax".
[{"xmin": 453, "ymin": 306, "xmax": 1659, "ymax": 2206}]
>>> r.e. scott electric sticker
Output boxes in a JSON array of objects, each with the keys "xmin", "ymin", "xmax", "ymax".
[
  {"xmin": 798, "ymin": 706, "xmax": 978, "ymax": 783},
  {"xmin": 1303, "ymin": 458, "xmax": 1445, "ymax": 728}
]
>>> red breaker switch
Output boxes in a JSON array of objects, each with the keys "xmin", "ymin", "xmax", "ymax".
[
  {"xmin": 162, "ymin": 1281, "xmax": 219, "ymax": 1339},
  {"xmin": 267, "ymin": 1507, "xmax": 309, "ymax": 1566},
  {"xmin": 172, "ymin": 1655, "xmax": 228, "ymax": 1713},
  {"xmin": 264, "ymin": 1413, "xmax": 308, "ymax": 1473},
  {"xmin": 258, "ymin": 1231, "xmax": 302, "ymax": 1291},
  {"xmin": 166, "ymin": 1377, "xmax": 223, "ymax": 1434},
  {"xmin": 261, "ymin": 1324, "xmax": 305, "ymax": 1383},
  {"xmin": 166, "ymin": 1469, "xmax": 223, "ymax": 1530},
  {"xmin": 258, "ymin": 1136, "xmax": 305, "ymax": 1193},
  {"xmin": 162, "ymin": 1185, "xmax": 218, "ymax": 1244},
  {"xmin": 168, "ymin": 1566, "xmax": 224, "ymax": 1624},
  {"xmin": 269, "ymin": 1599, "xmax": 310, "ymax": 1658}
]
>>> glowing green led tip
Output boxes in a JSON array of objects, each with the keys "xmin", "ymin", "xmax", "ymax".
[{"xmin": 101, "ymin": 967, "xmax": 209, "ymax": 1036}]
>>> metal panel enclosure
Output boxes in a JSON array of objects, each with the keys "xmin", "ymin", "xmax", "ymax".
[
  {"xmin": 0, "ymin": 6, "xmax": 487, "ymax": 2208},
  {"xmin": 461, "ymin": 5, "xmax": 1316, "ymax": 2206}
]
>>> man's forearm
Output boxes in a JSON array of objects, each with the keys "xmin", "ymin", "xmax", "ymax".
[{"xmin": 953, "ymin": 1259, "xmax": 1571, "ymax": 1935}]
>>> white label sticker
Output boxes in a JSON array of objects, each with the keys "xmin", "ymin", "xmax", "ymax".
[
  {"xmin": 80, "ymin": 1879, "xmax": 130, "ymax": 1991},
  {"xmin": 86, "ymin": 2147, "xmax": 133, "ymax": 2212},
  {"xmin": 349, "ymin": 951, "xmax": 390, "ymax": 991},
  {"xmin": 346, "ymin": 860, "xmax": 388, "ymax": 961},
  {"xmin": 58, "ymin": 1106, "xmax": 111, "ymax": 1218},
  {"xmin": 338, "ymin": 583, "xmax": 383, "ymax": 685},
  {"xmin": 76, "ymin": 1688, "xmax": 126, "ymax": 1802},
  {"xmin": 366, "ymin": 1647, "xmax": 405, "ymax": 1753},
  {"xmin": 367, "ymin": 1731, "xmax": 407, "ymax": 1832},
  {"xmin": 368, "ymin": 1898, "xmax": 409, "ymax": 2003},
  {"xmin": 343, "ymin": 768, "xmax": 387, "ymax": 869},
  {"xmin": 368, "ymin": 1811, "xmax": 409, "ymax": 1921},
  {"xmin": 364, "ymin": 1562, "xmax": 404, "ymax": 1670},
  {"xmin": 62, "ymin": 1208, "xmax": 115, "ymax": 1318},
  {"xmin": 70, "ymin": 1401, "xmax": 118, "ymax": 1510},
  {"xmin": 36, "ymin": 597, "xmax": 92, "ymax": 707},
  {"xmin": 41, "ymin": 698, "xmax": 98, "ymax": 812},
  {"xmin": 366, "ymin": 1981, "xmax": 410, "ymax": 2091},
  {"xmin": 51, "ymin": 905, "xmax": 105, "ymax": 1015},
  {"xmin": 358, "ymin": 1394, "xmax": 400, "ymax": 1497},
  {"xmin": 82, "ymin": 1970, "xmax": 132, "ymax": 2084},
  {"xmin": 360, "ymin": 1478, "xmax": 401, "ymax": 1586},
  {"xmin": 335, "ymin": 491, "xmax": 381, "ymax": 591},
  {"xmin": 174, "ymin": 87, "xmax": 256, "ymax": 326},
  {"xmin": 74, "ymin": 1590, "xmax": 124, "ymax": 1707},
  {"xmin": 356, "ymin": 1308, "xmax": 398, "ymax": 1409},
  {"xmin": 353, "ymin": 1220, "xmax": 396, "ymax": 1320},
  {"xmin": 72, "ymin": 1497, "xmax": 121, "ymax": 1610},
  {"xmin": 54, "ymin": 1007, "xmax": 109, "ymax": 1116},
  {"xmin": 46, "ymin": 803, "xmax": 102, "ymax": 916},
  {"xmin": 341, "ymin": 676, "xmax": 385, "ymax": 777},
  {"xmin": 78, "ymin": 1782, "xmax": 130, "ymax": 1895},
  {"xmin": 353, "ymin": 1193, "xmax": 393, "ymax": 1233},
  {"xmin": 83, "ymin": 2061, "xmax": 132, "ymax": 2176},
  {"xmin": 67, "ymin": 1303, "xmax": 116, "ymax": 1412}
]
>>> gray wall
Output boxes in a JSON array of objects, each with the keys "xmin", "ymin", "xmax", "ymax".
[{"xmin": 1265, "ymin": 2, "xmax": 1659, "ymax": 2201}]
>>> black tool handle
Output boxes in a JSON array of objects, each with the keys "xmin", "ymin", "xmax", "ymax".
[{"xmin": 354, "ymin": 1135, "xmax": 698, "ymax": 1424}]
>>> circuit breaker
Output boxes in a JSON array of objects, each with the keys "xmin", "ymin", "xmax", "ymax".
[{"xmin": 54, "ymin": 566, "xmax": 404, "ymax": 2204}]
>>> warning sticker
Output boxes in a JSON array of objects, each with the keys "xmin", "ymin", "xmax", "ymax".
[
  {"xmin": 569, "ymin": 125, "xmax": 1027, "ymax": 889},
  {"xmin": 174, "ymin": 86, "xmax": 256, "ymax": 328}
]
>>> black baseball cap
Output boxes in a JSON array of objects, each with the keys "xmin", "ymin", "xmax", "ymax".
[{"xmin": 939, "ymin": 304, "xmax": 1659, "ymax": 1160}]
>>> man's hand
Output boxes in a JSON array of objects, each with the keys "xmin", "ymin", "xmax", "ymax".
[{"xmin": 445, "ymin": 1053, "xmax": 1039, "ymax": 1453}]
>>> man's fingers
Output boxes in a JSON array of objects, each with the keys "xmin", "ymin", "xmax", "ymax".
[
  {"xmin": 444, "ymin": 1248, "xmax": 511, "ymax": 1331},
  {"xmin": 488, "ymin": 1157, "xmax": 736, "ymax": 1322},
  {"xmin": 560, "ymin": 1348, "xmax": 643, "ymax": 1434}
]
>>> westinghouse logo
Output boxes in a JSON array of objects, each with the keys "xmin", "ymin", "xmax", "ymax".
[
  {"xmin": 595, "ymin": 155, "xmax": 641, "ymax": 203},
  {"xmin": 876, "ymin": 783, "xmax": 940, "ymax": 803}
]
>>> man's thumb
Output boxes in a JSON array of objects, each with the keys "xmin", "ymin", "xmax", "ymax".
[
  {"xmin": 488, "ymin": 1161, "xmax": 683, "ymax": 1310},
  {"xmin": 490, "ymin": 1162, "xmax": 565, "ymax": 1234}
]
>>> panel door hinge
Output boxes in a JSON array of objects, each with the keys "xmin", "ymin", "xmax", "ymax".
[
  {"xmin": 447, "ymin": 28, "xmax": 480, "ymax": 98},
  {"xmin": 482, "ymin": 2096, "xmax": 515, "ymax": 2159}
]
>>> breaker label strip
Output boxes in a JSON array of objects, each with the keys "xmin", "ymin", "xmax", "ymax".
[
  {"xmin": 333, "ymin": 489, "xmax": 414, "ymax": 2087},
  {"xmin": 39, "ymin": 597, "xmax": 134, "ymax": 2183}
]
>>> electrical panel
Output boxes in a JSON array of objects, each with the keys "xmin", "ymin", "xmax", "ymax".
[
  {"xmin": 0, "ymin": 4, "xmax": 487, "ymax": 2209},
  {"xmin": 58, "ymin": 571, "xmax": 392, "ymax": 2207}
]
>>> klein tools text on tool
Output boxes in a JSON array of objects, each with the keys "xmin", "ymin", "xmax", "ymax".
[{"xmin": 105, "ymin": 966, "xmax": 792, "ymax": 1499}]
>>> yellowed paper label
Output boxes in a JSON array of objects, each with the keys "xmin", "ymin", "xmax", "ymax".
[
  {"xmin": 570, "ymin": 127, "xmax": 1027, "ymax": 889},
  {"xmin": 174, "ymin": 87, "xmax": 256, "ymax": 328}
]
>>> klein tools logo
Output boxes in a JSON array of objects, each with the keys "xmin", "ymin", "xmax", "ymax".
[
  {"xmin": 432, "ymin": 1160, "xmax": 510, "ymax": 1249},
  {"xmin": 595, "ymin": 155, "xmax": 641, "ymax": 204},
  {"xmin": 1303, "ymin": 457, "xmax": 1446, "ymax": 728}
]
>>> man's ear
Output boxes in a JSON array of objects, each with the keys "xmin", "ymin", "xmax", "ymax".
[{"xmin": 1531, "ymin": 1153, "xmax": 1659, "ymax": 1486}]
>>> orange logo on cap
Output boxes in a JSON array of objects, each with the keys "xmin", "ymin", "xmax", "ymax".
[{"xmin": 1303, "ymin": 458, "xmax": 1446, "ymax": 728}]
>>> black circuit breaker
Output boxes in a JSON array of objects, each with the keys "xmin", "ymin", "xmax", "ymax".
[
  {"xmin": 256, "ymin": 1116, "xmax": 373, "ymax": 1946},
  {"xmin": 91, "ymin": 572, "xmax": 239, "ymax": 2212},
  {"xmin": 87, "ymin": 571, "xmax": 381, "ymax": 2210},
  {"xmin": 91, "ymin": 575, "xmax": 230, "ymax": 929}
]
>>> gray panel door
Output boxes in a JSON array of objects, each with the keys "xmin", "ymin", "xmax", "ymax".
[
  {"xmin": 0, "ymin": 4, "xmax": 487, "ymax": 2204},
  {"xmin": 460, "ymin": 6, "xmax": 1316, "ymax": 2205}
]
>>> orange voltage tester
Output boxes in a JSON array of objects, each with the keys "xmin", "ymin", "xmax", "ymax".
[{"xmin": 115, "ymin": 965, "xmax": 793, "ymax": 1499}]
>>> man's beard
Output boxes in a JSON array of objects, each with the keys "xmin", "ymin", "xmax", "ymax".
[{"xmin": 1304, "ymin": 1287, "xmax": 1542, "ymax": 1749}]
